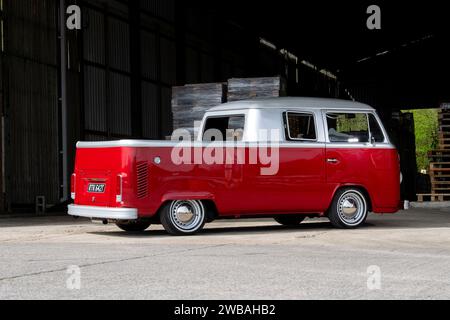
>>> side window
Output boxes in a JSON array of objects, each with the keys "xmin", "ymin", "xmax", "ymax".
[
  {"xmin": 203, "ymin": 115, "xmax": 245, "ymax": 141},
  {"xmin": 326, "ymin": 113, "xmax": 369, "ymax": 143},
  {"xmin": 284, "ymin": 112, "xmax": 317, "ymax": 141},
  {"xmin": 369, "ymin": 114, "xmax": 385, "ymax": 142}
]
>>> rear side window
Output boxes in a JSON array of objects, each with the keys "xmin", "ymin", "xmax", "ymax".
[
  {"xmin": 203, "ymin": 115, "xmax": 245, "ymax": 141},
  {"xmin": 327, "ymin": 113, "xmax": 369, "ymax": 143},
  {"xmin": 284, "ymin": 112, "xmax": 317, "ymax": 141}
]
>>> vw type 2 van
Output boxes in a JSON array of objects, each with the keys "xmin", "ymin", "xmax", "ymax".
[{"xmin": 68, "ymin": 97, "xmax": 401, "ymax": 235}]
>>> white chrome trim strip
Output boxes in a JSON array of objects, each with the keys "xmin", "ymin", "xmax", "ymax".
[
  {"xmin": 325, "ymin": 143, "xmax": 395, "ymax": 150},
  {"xmin": 68, "ymin": 204, "xmax": 138, "ymax": 220},
  {"xmin": 76, "ymin": 140, "xmax": 396, "ymax": 150},
  {"xmin": 77, "ymin": 140, "xmax": 179, "ymax": 148}
]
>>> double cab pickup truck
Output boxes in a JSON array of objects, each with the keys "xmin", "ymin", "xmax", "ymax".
[{"xmin": 68, "ymin": 97, "xmax": 401, "ymax": 235}]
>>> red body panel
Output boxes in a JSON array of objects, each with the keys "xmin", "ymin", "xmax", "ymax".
[{"xmin": 73, "ymin": 145, "xmax": 400, "ymax": 217}]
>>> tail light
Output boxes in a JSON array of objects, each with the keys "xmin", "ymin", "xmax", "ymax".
[
  {"xmin": 116, "ymin": 174, "xmax": 123, "ymax": 203},
  {"xmin": 71, "ymin": 173, "xmax": 76, "ymax": 200}
]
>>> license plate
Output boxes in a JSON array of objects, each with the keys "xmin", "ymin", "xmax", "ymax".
[{"xmin": 87, "ymin": 183, "xmax": 106, "ymax": 193}]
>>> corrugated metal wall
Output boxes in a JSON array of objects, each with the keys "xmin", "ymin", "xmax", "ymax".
[
  {"xmin": 81, "ymin": 0, "xmax": 176, "ymax": 140},
  {"xmin": 82, "ymin": 1, "xmax": 131, "ymax": 139},
  {"xmin": 2, "ymin": 0, "xmax": 60, "ymax": 207}
]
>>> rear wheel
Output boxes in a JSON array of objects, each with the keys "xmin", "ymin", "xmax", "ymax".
[
  {"xmin": 274, "ymin": 215, "xmax": 305, "ymax": 226},
  {"xmin": 160, "ymin": 200, "xmax": 206, "ymax": 236},
  {"xmin": 328, "ymin": 188, "xmax": 368, "ymax": 228},
  {"xmin": 115, "ymin": 220, "xmax": 151, "ymax": 232}
]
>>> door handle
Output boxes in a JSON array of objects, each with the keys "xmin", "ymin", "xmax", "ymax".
[{"xmin": 327, "ymin": 158, "xmax": 339, "ymax": 164}]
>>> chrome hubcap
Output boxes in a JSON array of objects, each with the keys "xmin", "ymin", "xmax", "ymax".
[
  {"xmin": 342, "ymin": 199, "xmax": 358, "ymax": 216},
  {"xmin": 175, "ymin": 205, "xmax": 194, "ymax": 223},
  {"xmin": 169, "ymin": 200, "xmax": 205, "ymax": 232},
  {"xmin": 337, "ymin": 191, "xmax": 367, "ymax": 226}
]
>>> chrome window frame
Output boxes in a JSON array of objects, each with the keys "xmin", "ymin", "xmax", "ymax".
[
  {"xmin": 283, "ymin": 111, "xmax": 318, "ymax": 142},
  {"xmin": 200, "ymin": 112, "xmax": 247, "ymax": 142},
  {"xmin": 322, "ymin": 110, "xmax": 389, "ymax": 145}
]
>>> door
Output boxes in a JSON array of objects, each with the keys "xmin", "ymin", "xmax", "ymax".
[
  {"xmin": 241, "ymin": 111, "xmax": 327, "ymax": 214},
  {"xmin": 325, "ymin": 112, "xmax": 372, "ymax": 186},
  {"xmin": 325, "ymin": 111, "xmax": 400, "ymax": 211}
]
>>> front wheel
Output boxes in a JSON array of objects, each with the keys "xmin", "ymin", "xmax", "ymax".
[
  {"xmin": 115, "ymin": 220, "xmax": 151, "ymax": 232},
  {"xmin": 328, "ymin": 188, "xmax": 368, "ymax": 228},
  {"xmin": 160, "ymin": 200, "xmax": 206, "ymax": 236}
]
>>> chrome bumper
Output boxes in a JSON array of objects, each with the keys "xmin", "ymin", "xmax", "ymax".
[{"xmin": 68, "ymin": 204, "xmax": 138, "ymax": 220}]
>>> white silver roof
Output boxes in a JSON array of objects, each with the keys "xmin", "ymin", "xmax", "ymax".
[{"xmin": 207, "ymin": 97, "xmax": 374, "ymax": 112}]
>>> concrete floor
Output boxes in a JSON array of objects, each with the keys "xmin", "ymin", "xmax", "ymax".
[{"xmin": 0, "ymin": 208, "xmax": 450, "ymax": 300}]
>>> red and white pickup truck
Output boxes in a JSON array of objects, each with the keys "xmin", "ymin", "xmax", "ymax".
[{"xmin": 68, "ymin": 97, "xmax": 401, "ymax": 235}]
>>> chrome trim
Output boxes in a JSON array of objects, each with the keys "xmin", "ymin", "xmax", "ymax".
[
  {"xmin": 201, "ymin": 113, "xmax": 247, "ymax": 142},
  {"xmin": 68, "ymin": 204, "xmax": 138, "ymax": 220},
  {"xmin": 198, "ymin": 110, "xmax": 251, "ymax": 142},
  {"xmin": 76, "ymin": 140, "xmax": 395, "ymax": 150},
  {"xmin": 324, "ymin": 143, "xmax": 395, "ymax": 149},
  {"xmin": 77, "ymin": 140, "xmax": 180, "ymax": 148},
  {"xmin": 322, "ymin": 110, "xmax": 392, "ymax": 146},
  {"xmin": 284, "ymin": 111, "xmax": 318, "ymax": 142}
]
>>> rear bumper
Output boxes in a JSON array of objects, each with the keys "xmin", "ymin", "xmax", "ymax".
[{"xmin": 68, "ymin": 204, "xmax": 138, "ymax": 220}]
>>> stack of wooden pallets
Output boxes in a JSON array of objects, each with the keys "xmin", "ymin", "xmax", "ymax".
[
  {"xmin": 171, "ymin": 77, "xmax": 287, "ymax": 140},
  {"xmin": 417, "ymin": 103, "xmax": 450, "ymax": 202},
  {"xmin": 171, "ymin": 83, "xmax": 227, "ymax": 139},
  {"xmin": 438, "ymin": 103, "xmax": 450, "ymax": 150},
  {"xmin": 227, "ymin": 77, "xmax": 287, "ymax": 102}
]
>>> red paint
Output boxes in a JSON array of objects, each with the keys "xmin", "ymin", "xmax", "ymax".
[{"xmin": 72, "ymin": 144, "xmax": 400, "ymax": 217}]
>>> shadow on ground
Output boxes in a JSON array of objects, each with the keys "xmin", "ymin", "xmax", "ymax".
[{"xmin": 88, "ymin": 221, "xmax": 339, "ymax": 238}]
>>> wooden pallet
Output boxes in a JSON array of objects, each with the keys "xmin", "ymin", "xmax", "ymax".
[
  {"xmin": 430, "ymin": 168, "xmax": 450, "ymax": 179},
  {"xmin": 428, "ymin": 150, "xmax": 450, "ymax": 160},
  {"xmin": 424, "ymin": 105, "xmax": 450, "ymax": 202},
  {"xmin": 429, "ymin": 155, "xmax": 450, "ymax": 161},
  {"xmin": 431, "ymin": 180, "xmax": 450, "ymax": 186},
  {"xmin": 430, "ymin": 162, "xmax": 450, "ymax": 166},
  {"xmin": 417, "ymin": 194, "xmax": 450, "ymax": 202}
]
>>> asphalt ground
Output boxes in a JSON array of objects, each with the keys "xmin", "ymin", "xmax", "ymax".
[{"xmin": 0, "ymin": 207, "xmax": 449, "ymax": 300}]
